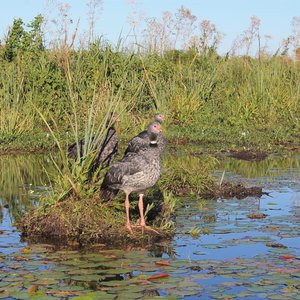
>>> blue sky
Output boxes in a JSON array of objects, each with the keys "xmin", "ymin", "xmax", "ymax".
[{"xmin": 1, "ymin": 0, "xmax": 300, "ymax": 54}]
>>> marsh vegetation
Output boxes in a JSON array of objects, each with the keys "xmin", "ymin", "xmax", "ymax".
[
  {"xmin": 0, "ymin": 1, "xmax": 300, "ymax": 299},
  {"xmin": 0, "ymin": 6, "xmax": 299, "ymax": 152}
]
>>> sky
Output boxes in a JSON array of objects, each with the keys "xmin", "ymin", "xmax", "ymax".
[{"xmin": 1, "ymin": 0, "xmax": 300, "ymax": 54}]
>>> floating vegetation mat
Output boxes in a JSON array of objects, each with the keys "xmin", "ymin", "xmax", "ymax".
[{"xmin": 17, "ymin": 197, "xmax": 173, "ymax": 247}]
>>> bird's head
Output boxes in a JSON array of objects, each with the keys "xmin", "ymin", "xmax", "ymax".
[
  {"xmin": 147, "ymin": 122, "xmax": 162, "ymax": 145},
  {"xmin": 147, "ymin": 122, "xmax": 162, "ymax": 134},
  {"xmin": 154, "ymin": 113, "xmax": 165, "ymax": 124}
]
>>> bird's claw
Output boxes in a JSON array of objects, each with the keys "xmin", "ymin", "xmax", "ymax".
[
  {"xmin": 125, "ymin": 224, "xmax": 135, "ymax": 235},
  {"xmin": 137, "ymin": 224, "xmax": 160, "ymax": 235}
]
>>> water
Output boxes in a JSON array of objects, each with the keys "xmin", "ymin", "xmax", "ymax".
[{"xmin": 0, "ymin": 153, "xmax": 300, "ymax": 299}]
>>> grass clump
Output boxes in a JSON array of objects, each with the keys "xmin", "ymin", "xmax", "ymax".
[
  {"xmin": 19, "ymin": 196, "xmax": 171, "ymax": 246},
  {"xmin": 19, "ymin": 193, "xmax": 175, "ymax": 246}
]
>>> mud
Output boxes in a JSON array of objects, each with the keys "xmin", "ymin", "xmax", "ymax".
[
  {"xmin": 228, "ymin": 150, "xmax": 269, "ymax": 161},
  {"xmin": 201, "ymin": 182, "xmax": 268, "ymax": 200}
]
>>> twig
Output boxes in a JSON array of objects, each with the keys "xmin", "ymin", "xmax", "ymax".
[{"xmin": 66, "ymin": 175, "xmax": 80, "ymax": 198}]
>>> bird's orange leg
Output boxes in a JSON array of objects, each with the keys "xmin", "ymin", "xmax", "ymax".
[
  {"xmin": 138, "ymin": 194, "xmax": 160, "ymax": 235},
  {"xmin": 125, "ymin": 193, "xmax": 134, "ymax": 235}
]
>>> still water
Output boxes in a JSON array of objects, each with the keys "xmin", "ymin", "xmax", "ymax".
[{"xmin": 0, "ymin": 152, "xmax": 299, "ymax": 299}]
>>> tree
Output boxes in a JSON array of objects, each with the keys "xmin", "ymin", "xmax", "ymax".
[
  {"xmin": 27, "ymin": 14, "xmax": 45, "ymax": 52},
  {"xmin": 4, "ymin": 15, "xmax": 44, "ymax": 61},
  {"xmin": 4, "ymin": 18, "xmax": 26, "ymax": 61}
]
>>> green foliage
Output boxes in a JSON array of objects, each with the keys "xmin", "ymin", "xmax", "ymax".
[
  {"xmin": 160, "ymin": 153, "xmax": 218, "ymax": 196},
  {"xmin": 4, "ymin": 15, "xmax": 44, "ymax": 61},
  {"xmin": 0, "ymin": 15, "xmax": 299, "ymax": 152}
]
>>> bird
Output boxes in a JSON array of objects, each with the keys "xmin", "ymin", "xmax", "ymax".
[
  {"xmin": 100, "ymin": 121, "xmax": 163, "ymax": 200},
  {"xmin": 154, "ymin": 113, "xmax": 164, "ymax": 124},
  {"xmin": 89, "ymin": 114, "xmax": 120, "ymax": 173},
  {"xmin": 100, "ymin": 122, "xmax": 164, "ymax": 235},
  {"xmin": 124, "ymin": 113, "xmax": 166, "ymax": 155},
  {"xmin": 68, "ymin": 113, "xmax": 119, "ymax": 176}
]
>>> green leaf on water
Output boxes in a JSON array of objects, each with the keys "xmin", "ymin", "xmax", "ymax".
[
  {"xmin": 100, "ymin": 280, "xmax": 125, "ymax": 287},
  {"xmin": 123, "ymin": 285, "xmax": 146, "ymax": 293},
  {"xmin": 10, "ymin": 291, "xmax": 57, "ymax": 300},
  {"xmin": 116, "ymin": 291, "xmax": 142, "ymax": 299},
  {"xmin": 251, "ymin": 236, "xmax": 272, "ymax": 242},
  {"xmin": 58, "ymin": 285, "xmax": 86, "ymax": 292},
  {"xmin": 177, "ymin": 281, "xmax": 203, "ymax": 289},
  {"xmin": 291, "ymin": 272, "xmax": 300, "ymax": 278},
  {"xmin": 72, "ymin": 291, "xmax": 115, "ymax": 300},
  {"xmin": 34, "ymin": 278, "xmax": 60, "ymax": 285},
  {"xmin": 66, "ymin": 296, "xmax": 93, "ymax": 300},
  {"xmin": 247, "ymin": 285, "xmax": 279, "ymax": 293},
  {"xmin": 33, "ymin": 271, "xmax": 67, "ymax": 279},
  {"xmin": 0, "ymin": 292, "xmax": 10, "ymax": 299},
  {"xmin": 168, "ymin": 289, "xmax": 199, "ymax": 297},
  {"xmin": 202, "ymin": 244, "xmax": 226, "ymax": 249},
  {"xmin": 9, "ymin": 292, "xmax": 30, "ymax": 300},
  {"xmin": 267, "ymin": 294, "xmax": 294, "ymax": 300},
  {"xmin": 0, "ymin": 281, "xmax": 10, "ymax": 288},
  {"xmin": 78, "ymin": 262, "xmax": 108, "ymax": 269},
  {"xmin": 71, "ymin": 274, "xmax": 105, "ymax": 282},
  {"xmin": 268, "ymin": 248, "xmax": 294, "ymax": 254},
  {"xmin": 89, "ymin": 292, "xmax": 116, "ymax": 299},
  {"xmin": 190, "ymin": 274, "xmax": 214, "ymax": 280},
  {"xmin": 151, "ymin": 297, "xmax": 177, "ymax": 300},
  {"xmin": 210, "ymin": 294, "xmax": 237, "ymax": 299},
  {"xmin": 169, "ymin": 260, "xmax": 193, "ymax": 268},
  {"xmin": 102, "ymin": 268, "xmax": 132, "ymax": 275}
]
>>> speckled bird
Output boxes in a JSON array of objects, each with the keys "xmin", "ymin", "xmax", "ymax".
[{"xmin": 100, "ymin": 122, "xmax": 164, "ymax": 234}]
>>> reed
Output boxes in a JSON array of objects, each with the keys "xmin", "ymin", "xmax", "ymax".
[{"xmin": 0, "ymin": 13, "xmax": 299, "ymax": 151}]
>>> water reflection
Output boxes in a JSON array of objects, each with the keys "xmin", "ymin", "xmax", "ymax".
[
  {"xmin": 217, "ymin": 152, "xmax": 300, "ymax": 179},
  {"xmin": 0, "ymin": 154, "xmax": 52, "ymax": 221}
]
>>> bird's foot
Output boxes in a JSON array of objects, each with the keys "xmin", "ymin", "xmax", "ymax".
[
  {"xmin": 125, "ymin": 223, "xmax": 135, "ymax": 235},
  {"xmin": 136, "ymin": 224, "xmax": 160, "ymax": 235}
]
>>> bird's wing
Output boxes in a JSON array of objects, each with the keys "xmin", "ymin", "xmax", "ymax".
[
  {"xmin": 68, "ymin": 139, "xmax": 84, "ymax": 159},
  {"xmin": 102, "ymin": 153, "xmax": 144, "ymax": 186},
  {"xmin": 124, "ymin": 130, "xmax": 148, "ymax": 154},
  {"xmin": 95, "ymin": 129, "xmax": 118, "ymax": 167}
]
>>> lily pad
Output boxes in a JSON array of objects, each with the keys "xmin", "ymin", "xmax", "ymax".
[
  {"xmin": 247, "ymin": 285, "xmax": 280, "ymax": 293},
  {"xmin": 71, "ymin": 274, "xmax": 105, "ymax": 282},
  {"xmin": 72, "ymin": 291, "xmax": 115, "ymax": 299}
]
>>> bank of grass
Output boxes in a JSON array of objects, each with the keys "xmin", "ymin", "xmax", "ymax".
[{"xmin": 0, "ymin": 42, "xmax": 300, "ymax": 152}]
